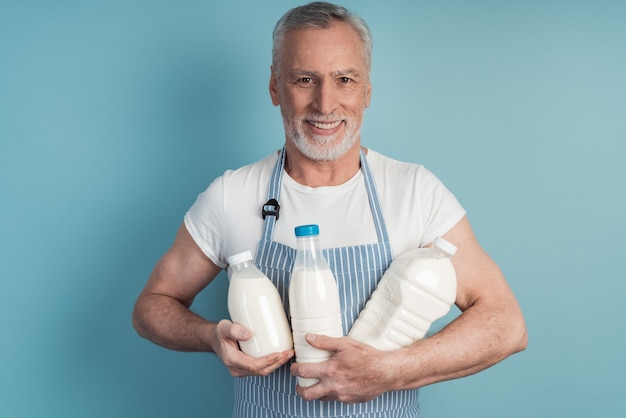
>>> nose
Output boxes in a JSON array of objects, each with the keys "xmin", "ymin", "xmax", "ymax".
[{"xmin": 312, "ymin": 79, "xmax": 338, "ymax": 115}]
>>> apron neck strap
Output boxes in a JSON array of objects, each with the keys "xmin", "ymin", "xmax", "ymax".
[{"xmin": 260, "ymin": 146, "xmax": 389, "ymax": 244}]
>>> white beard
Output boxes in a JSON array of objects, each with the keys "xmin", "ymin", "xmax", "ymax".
[{"xmin": 285, "ymin": 114, "xmax": 361, "ymax": 162}]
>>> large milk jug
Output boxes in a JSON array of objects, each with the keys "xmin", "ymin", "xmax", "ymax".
[
  {"xmin": 289, "ymin": 224, "xmax": 343, "ymax": 387},
  {"xmin": 227, "ymin": 251, "xmax": 293, "ymax": 358},
  {"xmin": 348, "ymin": 237, "xmax": 457, "ymax": 351}
]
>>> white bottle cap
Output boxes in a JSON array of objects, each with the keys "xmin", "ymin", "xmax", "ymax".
[
  {"xmin": 227, "ymin": 251, "xmax": 253, "ymax": 266},
  {"xmin": 433, "ymin": 237, "xmax": 457, "ymax": 256}
]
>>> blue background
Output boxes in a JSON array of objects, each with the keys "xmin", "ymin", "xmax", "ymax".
[{"xmin": 1, "ymin": 1, "xmax": 625, "ymax": 417}]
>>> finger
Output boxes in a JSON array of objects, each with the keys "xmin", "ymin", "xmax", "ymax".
[
  {"xmin": 290, "ymin": 360, "xmax": 322, "ymax": 386},
  {"xmin": 234, "ymin": 350, "xmax": 291, "ymax": 377},
  {"xmin": 293, "ymin": 364, "xmax": 326, "ymax": 401},
  {"xmin": 215, "ymin": 321, "xmax": 293, "ymax": 377},
  {"xmin": 217, "ymin": 319, "xmax": 251, "ymax": 341},
  {"xmin": 256, "ymin": 350, "xmax": 294, "ymax": 375},
  {"xmin": 238, "ymin": 349, "xmax": 294, "ymax": 375},
  {"xmin": 305, "ymin": 333, "xmax": 343, "ymax": 351}
]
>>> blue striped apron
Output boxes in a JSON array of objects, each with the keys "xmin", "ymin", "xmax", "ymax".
[{"xmin": 232, "ymin": 148, "xmax": 420, "ymax": 417}]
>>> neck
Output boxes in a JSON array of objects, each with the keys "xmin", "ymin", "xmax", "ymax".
[{"xmin": 284, "ymin": 142, "xmax": 366, "ymax": 187}]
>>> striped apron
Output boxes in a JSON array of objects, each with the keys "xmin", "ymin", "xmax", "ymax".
[{"xmin": 232, "ymin": 148, "xmax": 420, "ymax": 417}]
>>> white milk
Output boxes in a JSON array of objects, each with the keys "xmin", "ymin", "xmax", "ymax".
[
  {"xmin": 227, "ymin": 251, "xmax": 293, "ymax": 358},
  {"xmin": 348, "ymin": 237, "xmax": 457, "ymax": 351},
  {"xmin": 289, "ymin": 267, "xmax": 343, "ymax": 387},
  {"xmin": 289, "ymin": 225, "xmax": 344, "ymax": 387}
]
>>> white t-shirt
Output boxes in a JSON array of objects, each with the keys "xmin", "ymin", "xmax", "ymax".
[{"xmin": 184, "ymin": 149, "xmax": 466, "ymax": 269}]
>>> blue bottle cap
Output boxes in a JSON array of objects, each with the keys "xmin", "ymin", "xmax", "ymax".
[{"xmin": 294, "ymin": 224, "xmax": 319, "ymax": 237}]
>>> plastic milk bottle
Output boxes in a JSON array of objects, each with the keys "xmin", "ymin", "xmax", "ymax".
[
  {"xmin": 289, "ymin": 224, "xmax": 343, "ymax": 387},
  {"xmin": 227, "ymin": 251, "xmax": 293, "ymax": 357},
  {"xmin": 348, "ymin": 237, "xmax": 457, "ymax": 351}
]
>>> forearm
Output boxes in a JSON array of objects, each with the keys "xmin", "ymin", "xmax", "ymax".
[
  {"xmin": 382, "ymin": 216, "xmax": 529, "ymax": 390},
  {"xmin": 132, "ymin": 223, "xmax": 226, "ymax": 352},
  {"xmin": 132, "ymin": 292, "xmax": 217, "ymax": 353},
  {"xmin": 385, "ymin": 301, "xmax": 527, "ymax": 391}
]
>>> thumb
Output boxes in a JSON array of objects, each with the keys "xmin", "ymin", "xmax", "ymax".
[
  {"xmin": 232, "ymin": 323, "xmax": 252, "ymax": 341},
  {"xmin": 218, "ymin": 319, "xmax": 252, "ymax": 341},
  {"xmin": 305, "ymin": 333, "xmax": 342, "ymax": 351}
]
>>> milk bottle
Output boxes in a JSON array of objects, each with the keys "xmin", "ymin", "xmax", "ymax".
[
  {"xmin": 348, "ymin": 237, "xmax": 457, "ymax": 351},
  {"xmin": 227, "ymin": 251, "xmax": 293, "ymax": 358},
  {"xmin": 289, "ymin": 224, "xmax": 343, "ymax": 387}
]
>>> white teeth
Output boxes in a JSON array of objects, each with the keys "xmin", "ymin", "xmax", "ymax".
[{"xmin": 310, "ymin": 120, "xmax": 342, "ymax": 130}]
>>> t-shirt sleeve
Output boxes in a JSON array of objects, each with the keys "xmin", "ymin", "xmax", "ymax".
[
  {"xmin": 416, "ymin": 166, "xmax": 466, "ymax": 247},
  {"xmin": 183, "ymin": 175, "xmax": 228, "ymax": 269}
]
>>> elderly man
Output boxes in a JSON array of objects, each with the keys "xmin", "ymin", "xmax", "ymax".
[{"xmin": 133, "ymin": 2, "xmax": 527, "ymax": 417}]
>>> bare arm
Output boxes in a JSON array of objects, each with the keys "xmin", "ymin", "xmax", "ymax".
[
  {"xmin": 132, "ymin": 223, "xmax": 293, "ymax": 375},
  {"xmin": 132, "ymin": 223, "xmax": 221, "ymax": 352},
  {"xmin": 293, "ymin": 216, "xmax": 528, "ymax": 402},
  {"xmin": 388, "ymin": 215, "xmax": 528, "ymax": 388}
]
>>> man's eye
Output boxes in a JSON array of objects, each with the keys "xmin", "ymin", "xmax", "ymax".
[
  {"xmin": 339, "ymin": 77, "xmax": 353, "ymax": 84},
  {"xmin": 292, "ymin": 77, "xmax": 316, "ymax": 88}
]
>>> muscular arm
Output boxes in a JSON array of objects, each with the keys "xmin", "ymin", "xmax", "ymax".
[
  {"xmin": 294, "ymin": 216, "xmax": 528, "ymax": 402},
  {"xmin": 387, "ymin": 215, "xmax": 528, "ymax": 389},
  {"xmin": 132, "ymin": 222, "xmax": 223, "ymax": 352},
  {"xmin": 132, "ymin": 223, "xmax": 295, "ymax": 376}
]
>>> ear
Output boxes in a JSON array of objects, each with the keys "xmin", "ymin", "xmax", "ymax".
[
  {"xmin": 269, "ymin": 66, "xmax": 280, "ymax": 106},
  {"xmin": 365, "ymin": 80, "xmax": 372, "ymax": 108}
]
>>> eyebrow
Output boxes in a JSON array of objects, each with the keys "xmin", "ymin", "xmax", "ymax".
[
  {"xmin": 334, "ymin": 68, "xmax": 362, "ymax": 78},
  {"xmin": 288, "ymin": 68, "xmax": 363, "ymax": 79}
]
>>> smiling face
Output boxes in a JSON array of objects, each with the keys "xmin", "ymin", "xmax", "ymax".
[{"xmin": 269, "ymin": 21, "xmax": 372, "ymax": 162}]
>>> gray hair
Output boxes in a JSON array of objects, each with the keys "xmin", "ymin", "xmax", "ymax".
[{"xmin": 272, "ymin": 2, "xmax": 373, "ymax": 73}]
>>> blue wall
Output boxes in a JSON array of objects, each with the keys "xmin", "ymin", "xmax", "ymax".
[{"xmin": 1, "ymin": 1, "xmax": 624, "ymax": 417}]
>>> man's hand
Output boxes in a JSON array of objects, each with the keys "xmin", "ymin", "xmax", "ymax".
[
  {"xmin": 212, "ymin": 319, "xmax": 294, "ymax": 377},
  {"xmin": 290, "ymin": 334, "xmax": 393, "ymax": 404}
]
